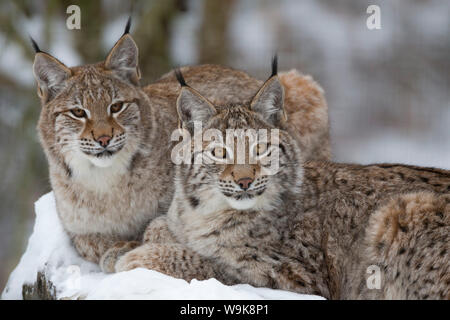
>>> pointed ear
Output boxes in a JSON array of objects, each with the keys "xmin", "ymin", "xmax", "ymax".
[
  {"xmin": 250, "ymin": 76, "xmax": 285, "ymax": 125},
  {"xmin": 176, "ymin": 86, "xmax": 217, "ymax": 133},
  {"xmin": 33, "ymin": 52, "xmax": 72, "ymax": 102},
  {"xmin": 105, "ymin": 34, "xmax": 141, "ymax": 85}
]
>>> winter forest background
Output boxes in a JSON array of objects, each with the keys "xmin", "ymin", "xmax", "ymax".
[{"xmin": 0, "ymin": 0, "xmax": 449, "ymax": 292}]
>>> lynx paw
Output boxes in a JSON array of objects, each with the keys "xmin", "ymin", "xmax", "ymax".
[
  {"xmin": 115, "ymin": 243, "xmax": 167, "ymax": 273},
  {"xmin": 115, "ymin": 243, "xmax": 217, "ymax": 282},
  {"xmin": 100, "ymin": 241, "xmax": 140, "ymax": 273},
  {"xmin": 143, "ymin": 216, "xmax": 176, "ymax": 243}
]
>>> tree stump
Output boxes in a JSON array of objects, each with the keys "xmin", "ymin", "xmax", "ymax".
[{"xmin": 22, "ymin": 271, "xmax": 56, "ymax": 300}]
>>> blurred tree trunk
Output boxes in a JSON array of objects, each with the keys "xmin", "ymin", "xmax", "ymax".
[
  {"xmin": 199, "ymin": 0, "xmax": 235, "ymax": 65},
  {"xmin": 133, "ymin": 0, "xmax": 185, "ymax": 82},
  {"xmin": 68, "ymin": 0, "xmax": 105, "ymax": 63}
]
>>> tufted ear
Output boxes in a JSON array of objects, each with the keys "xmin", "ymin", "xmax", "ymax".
[
  {"xmin": 177, "ymin": 86, "xmax": 217, "ymax": 133},
  {"xmin": 105, "ymin": 23, "xmax": 140, "ymax": 85},
  {"xmin": 250, "ymin": 75, "xmax": 285, "ymax": 126},
  {"xmin": 33, "ymin": 51, "xmax": 72, "ymax": 103},
  {"xmin": 175, "ymin": 69, "xmax": 216, "ymax": 133},
  {"xmin": 250, "ymin": 56, "xmax": 285, "ymax": 125}
]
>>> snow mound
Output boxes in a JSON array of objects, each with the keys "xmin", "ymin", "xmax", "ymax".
[{"xmin": 1, "ymin": 192, "xmax": 324, "ymax": 300}]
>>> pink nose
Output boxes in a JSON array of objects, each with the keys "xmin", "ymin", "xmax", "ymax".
[
  {"xmin": 236, "ymin": 177, "xmax": 253, "ymax": 190},
  {"xmin": 97, "ymin": 135, "xmax": 112, "ymax": 147}
]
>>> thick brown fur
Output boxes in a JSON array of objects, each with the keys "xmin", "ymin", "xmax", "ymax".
[
  {"xmin": 114, "ymin": 74, "xmax": 449, "ymax": 299},
  {"xmin": 33, "ymin": 33, "xmax": 330, "ymax": 270}
]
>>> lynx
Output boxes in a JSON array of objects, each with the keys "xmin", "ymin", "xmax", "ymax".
[
  {"xmin": 113, "ymin": 66, "xmax": 449, "ymax": 299},
  {"xmin": 32, "ymin": 21, "xmax": 330, "ymax": 271}
]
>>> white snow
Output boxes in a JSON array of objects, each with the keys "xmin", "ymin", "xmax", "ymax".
[{"xmin": 1, "ymin": 192, "xmax": 324, "ymax": 300}]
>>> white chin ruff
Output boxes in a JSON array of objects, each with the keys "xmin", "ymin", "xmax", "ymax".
[
  {"xmin": 89, "ymin": 155, "xmax": 115, "ymax": 168},
  {"xmin": 226, "ymin": 197, "xmax": 257, "ymax": 210}
]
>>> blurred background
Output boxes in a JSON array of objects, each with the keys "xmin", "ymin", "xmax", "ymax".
[{"xmin": 0, "ymin": 0, "xmax": 448, "ymax": 292}]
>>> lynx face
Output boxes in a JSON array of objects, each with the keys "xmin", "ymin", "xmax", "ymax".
[
  {"xmin": 34, "ymin": 33, "xmax": 143, "ymax": 172},
  {"xmin": 216, "ymin": 139, "xmax": 272, "ymax": 210},
  {"xmin": 175, "ymin": 70, "xmax": 303, "ymax": 211},
  {"xmin": 203, "ymin": 119, "xmax": 295, "ymax": 211},
  {"xmin": 51, "ymin": 70, "xmax": 142, "ymax": 168}
]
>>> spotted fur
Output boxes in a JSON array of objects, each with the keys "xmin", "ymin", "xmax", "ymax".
[
  {"xmin": 34, "ymin": 31, "xmax": 330, "ymax": 269},
  {"xmin": 116, "ymin": 73, "xmax": 449, "ymax": 299}
]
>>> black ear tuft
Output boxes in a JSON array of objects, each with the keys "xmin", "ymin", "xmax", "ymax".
[
  {"xmin": 123, "ymin": 16, "xmax": 132, "ymax": 35},
  {"xmin": 175, "ymin": 69, "xmax": 187, "ymax": 87},
  {"xmin": 30, "ymin": 36, "xmax": 42, "ymax": 53},
  {"xmin": 271, "ymin": 54, "xmax": 278, "ymax": 78}
]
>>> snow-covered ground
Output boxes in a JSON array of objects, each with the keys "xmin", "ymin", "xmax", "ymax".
[{"xmin": 1, "ymin": 192, "xmax": 324, "ymax": 300}]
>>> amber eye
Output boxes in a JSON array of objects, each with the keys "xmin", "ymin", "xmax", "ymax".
[
  {"xmin": 110, "ymin": 102, "xmax": 124, "ymax": 114},
  {"xmin": 70, "ymin": 108, "xmax": 86, "ymax": 118},
  {"xmin": 211, "ymin": 147, "xmax": 227, "ymax": 159},
  {"xmin": 255, "ymin": 143, "xmax": 268, "ymax": 156}
]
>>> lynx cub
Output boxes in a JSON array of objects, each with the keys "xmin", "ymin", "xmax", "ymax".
[
  {"xmin": 32, "ymin": 22, "xmax": 330, "ymax": 270},
  {"xmin": 115, "ymin": 64, "xmax": 449, "ymax": 299}
]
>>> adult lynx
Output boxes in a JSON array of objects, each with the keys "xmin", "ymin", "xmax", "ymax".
[
  {"xmin": 114, "ymin": 67, "xmax": 449, "ymax": 299},
  {"xmin": 32, "ymin": 21, "xmax": 330, "ymax": 269}
]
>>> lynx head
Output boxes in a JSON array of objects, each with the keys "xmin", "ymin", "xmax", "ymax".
[
  {"xmin": 174, "ymin": 57, "xmax": 304, "ymax": 211},
  {"xmin": 33, "ymin": 18, "xmax": 144, "ymax": 174}
]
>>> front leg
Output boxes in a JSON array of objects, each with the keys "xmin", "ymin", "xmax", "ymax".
[
  {"xmin": 116, "ymin": 216, "xmax": 238, "ymax": 285},
  {"xmin": 69, "ymin": 233, "xmax": 139, "ymax": 273},
  {"xmin": 100, "ymin": 241, "xmax": 141, "ymax": 273},
  {"xmin": 101, "ymin": 215, "xmax": 176, "ymax": 273},
  {"xmin": 115, "ymin": 243, "xmax": 213, "ymax": 280},
  {"xmin": 70, "ymin": 233, "xmax": 117, "ymax": 264},
  {"xmin": 142, "ymin": 215, "xmax": 177, "ymax": 243},
  {"xmin": 115, "ymin": 243, "xmax": 236, "ymax": 285}
]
